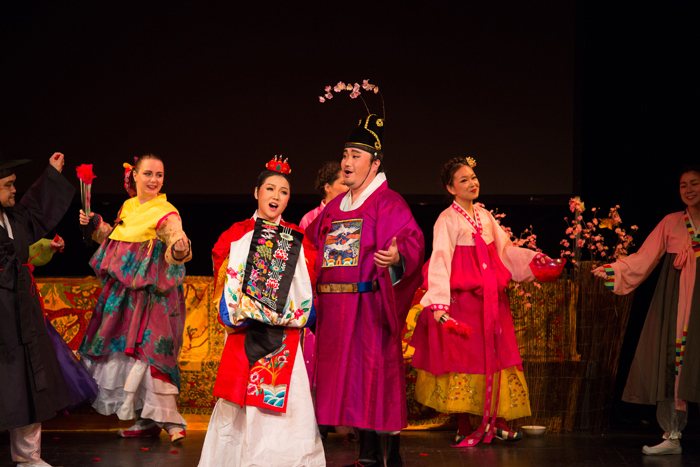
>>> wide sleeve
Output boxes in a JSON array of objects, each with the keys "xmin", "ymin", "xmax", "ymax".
[
  {"xmin": 91, "ymin": 213, "xmax": 114, "ymax": 244},
  {"xmin": 489, "ymin": 210, "xmax": 537, "ymax": 282},
  {"xmin": 19, "ymin": 165, "xmax": 76, "ymax": 243},
  {"xmin": 211, "ymin": 220, "xmax": 254, "ymax": 332},
  {"xmin": 375, "ymin": 192, "xmax": 425, "ymax": 339},
  {"xmin": 156, "ymin": 212, "xmax": 192, "ymax": 265},
  {"xmin": 420, "ymin": 213, "xmax": 456, "ymax": 321},
  {"xmin": 603, "ymin": 216, "xmax": 670, "ymax": 295},
  {"xmin": 302, "ymin": 234, "xmax": 318, "ymax": 289}
]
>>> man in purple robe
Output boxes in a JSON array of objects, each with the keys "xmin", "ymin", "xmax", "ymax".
[{"xmin": 306, "ymin": 114, "xmax": 425, "ymax": 467}]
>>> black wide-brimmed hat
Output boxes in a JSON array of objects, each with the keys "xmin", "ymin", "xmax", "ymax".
[
  {"xmin": 0, "ymin": 150, "xmax": 30, "ymax": 173},
  {"xmin": 345, "ymin": 114, "xmax": 384, "ymax": 156}
]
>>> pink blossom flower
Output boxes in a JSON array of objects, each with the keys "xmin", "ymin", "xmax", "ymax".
[
  {"xmin": 325, "ymin": 86, "xmax": 332, "ymax": 92},
  {"xmin": 319, "ymin": 96, "xmax": 325, "ymax": 103},
  {"xmin": 250, "ymin": 372, "xmax": 260, "ymax": 383},
  {"xmin": 349, "ymin": 91, "xmax": 360, "ymax": 99},
  {"xmin": 266, "ymin": 278, "xmax": 279, "ymax": 289},
  {"xmin": 247, "ymin": 384, "xmax": 257, "ymax": 395},
  {"xmin": 591, "ymin": 207, "xmax": 597, "ymax": 212},
  {"xmin": 325, "ymin": 93, "xmax": 333, "ymax": 99},
  {"xmin": 592, "ymin": 218, "xmax": 598, "ymax": 225},
  {"xmin": 631, "ymin": 225, "xmax": 638, "ymax": 230},
  {"xmin": 334, "ymin": 81, "xmax": 346, "ymax": 92},
  {"xmin": 374, "ymin": 87, "xmax": 379, "ymax": 94},
  {"xmin": 353, "ymin": 82, "xmax": 360, "ymax": 92},
  {"xmin": 346, "ymin": 84, "xmax": 353, "ymax": 91},
  {"xmin": 277, "ymin": 355, "xmax": 287, "ymax": 364},
  {"xmin": 293, "ymin": 308, "xmax": 304, "ymax": 319},
  {"xmin": 577, "ymin": 239, "xmax": 585, "ymax": 248},
  {"xmin": 565, "ymin": 227, "xmax": 573, "ymax": 234},
  {"xmin": 534, "ymin": 282, "xmax": 542, "ymax": 289},
  {"xmin": 525, "ymin": 303, "xmax": 532, "ymax": 309},
  {"xmin": 525, "ymin": 293, "xmax": 532, "ymax": 298}
]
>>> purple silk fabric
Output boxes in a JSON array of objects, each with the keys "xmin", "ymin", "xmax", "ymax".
[
  {"xmin": 46, "ymin": 319, "xmax": 98, "ymax": 410},
  {"xmin": 307, "ymin": 182, "xmax": 425, "ymax": 432}
]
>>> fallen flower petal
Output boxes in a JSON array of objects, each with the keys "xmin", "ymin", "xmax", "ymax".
[{"xmin": 171, "ymin": 450, "xmax": 179, "ymax": 454}]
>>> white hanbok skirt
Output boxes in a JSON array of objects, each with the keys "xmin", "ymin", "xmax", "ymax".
[
  {"xmin": 198, "ymin": 342, "xmax": 325, "ymax": 467},
  {"xmin": 84, "ymin": 352, "xmax": 186, "ymax": 426}
]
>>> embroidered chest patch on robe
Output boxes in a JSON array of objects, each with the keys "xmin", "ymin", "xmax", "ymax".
[
  {"xmin": 242, "ymin": 218, "xmax": 303, "ymax": 315},
  {"xmin": 322, "ymin": 219, "xmax": 363, "ymax": 268}
]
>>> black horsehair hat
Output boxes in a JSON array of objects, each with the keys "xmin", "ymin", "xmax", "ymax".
[
  {"xmin": 346, "ymin": 114, "xmax": 384, "ymax": 157},
  {"xmin": 0, "ymin": 150, "xmax": 30, "ymax": 178}
]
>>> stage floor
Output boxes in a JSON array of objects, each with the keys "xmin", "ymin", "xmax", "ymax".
[{"xmin": 1, "ymin": 427, "xmax": 698, "ymax": 467}]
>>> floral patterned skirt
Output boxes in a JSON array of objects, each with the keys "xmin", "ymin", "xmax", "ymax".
[
  {"xmin": 414, "ymin": 366, "xmax": 531, "ymax": 420},
  {"xmin": 79, "ymin": 276, "xmax": 187, "ymax": 388}
]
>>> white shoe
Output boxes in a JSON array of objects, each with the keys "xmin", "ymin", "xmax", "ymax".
[{"xmin": 642, "ymin": 439, "xmax": 682, "ymax": 455}]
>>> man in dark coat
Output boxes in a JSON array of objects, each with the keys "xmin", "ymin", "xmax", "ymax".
[{"xmin": 0, "ymin": 152, "xmax": 75, "ymax": 467}]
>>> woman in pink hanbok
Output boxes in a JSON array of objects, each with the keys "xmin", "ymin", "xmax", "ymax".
[
  {"xmin": 78, "ymin": 154, "xmax": 192, "ymax": 442},
  {"xmin": 299, "ymin": 161, "xmax": 348, "ymax": 231},
  {"xmin": 592, "ymin": 164, "xmax": 700, "ymax": 456},
  {"xmin": 411, "ymin": 157, "xmax": 550, "ymax": 447}
]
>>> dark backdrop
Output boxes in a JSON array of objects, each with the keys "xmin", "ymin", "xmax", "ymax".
[{"xmin": 1, "ymin": 1, "xmax": 575, "ymax": 197}]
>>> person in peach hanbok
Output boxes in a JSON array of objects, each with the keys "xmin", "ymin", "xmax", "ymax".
[
  {"xmin": 592, "ymin": 164, "xmax": 700, "ymax": 456},
  {"xmin": 411, "ymin": 157, "xmax": 552, "ymax": 447}
]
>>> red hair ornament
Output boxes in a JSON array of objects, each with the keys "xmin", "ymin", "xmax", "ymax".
[{"xmin": 266, "ymin": 155, "xmax": 291, "ymax": 175}]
